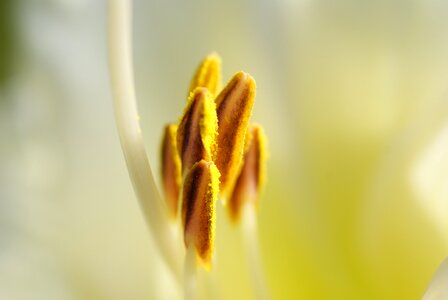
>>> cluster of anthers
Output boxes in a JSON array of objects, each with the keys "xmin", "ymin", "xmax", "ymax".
[{"xmin": 160, "ymin": 53, "xmax": 268, "ymax": 270}]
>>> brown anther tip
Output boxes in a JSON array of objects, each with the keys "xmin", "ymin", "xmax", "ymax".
[
  {"xmin": 228, "ymin": 124, "xmax": 267, "ymax": 223},
  {"xmin": 214, "ymin": 71, "xmax": 256, "ymax": 198},
  {"xmin": 161, "ymin": 124, "xmax": 182, "ymax": 219},
  {"xmin": 182, "ymin": 160, "xmax": 220, "ymax": 270},
  {"xmin": 177, "ymin": 88, "xmax": 218, "ymax": 176}
]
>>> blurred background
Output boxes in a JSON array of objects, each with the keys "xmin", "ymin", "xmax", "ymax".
[{"xmin": 1, "ymin": 0, "xmax": 448, "ymax": 299}]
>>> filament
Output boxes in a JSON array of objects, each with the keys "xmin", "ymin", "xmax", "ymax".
[
  {"xmin": 184, "ymin": 246, "xmax": 198, "ymax": 300},
  {"xmin": 242, "ymin": 204, "xmax": 271, "ymax": 300}
]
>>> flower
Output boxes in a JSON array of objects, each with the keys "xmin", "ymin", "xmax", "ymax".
[{"xmin": 1, "ymin": 0, "xmax": 448, "ymax": 299}]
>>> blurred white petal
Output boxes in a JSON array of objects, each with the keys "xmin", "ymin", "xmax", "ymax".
[
  {"xmin": 423, "ymin": 258, "xmax": 448, "ymax": 300},
  {"xmin": 412, "ymin": 124, "xmax": 448, "ymax": 238},
  {"xmin": 360, "ymin": 99, "xmax": 448, "ymax": 298}
]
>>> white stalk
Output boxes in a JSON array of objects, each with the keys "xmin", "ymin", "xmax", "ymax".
[
  {"xmin": 242, "ymin": 204, "xmax": 271, "ymax": 300},
  {"xmin": 198, "ymin": 258, "xmax": 220, "ymax": 300},
  {"xmin": 184, "ymin": 246, "xmax": 197, "ymax": 300},
  {"xmin": 107, "ymin": 0, "xmax": 182, "ymax": 278}
]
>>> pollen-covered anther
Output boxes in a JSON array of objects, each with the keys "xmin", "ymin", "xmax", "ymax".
[
  {"xmin": 161, "ymin": 124, "xmax": 182, "ymax": 219},
  {"xmin": 215, "ymin": 71, "xmax": 256, "ymax": 198},
  {"xmin": 189, "ymin": 53, "xmax": 222, "ymax": 97},
  {"xmin": 177, "ymin": 87, "xmax": 218, "ymax": 176},
  {"xmin": 228, "ymin": 124, "xmax": 267, "ymax": 222},
  {"xmin": 182, "ymin": 160, "xmax": 220, "ymax": 270}
]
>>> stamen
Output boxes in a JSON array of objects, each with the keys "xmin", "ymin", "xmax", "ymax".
[
  {"xmin": 189, "ymin": 53, "xmax": 222, "ymax": 97},
  {"xmin": 215, "ymin": 72, "xmax": 256, "ymax": 198},
  {"xmin": 177, "ymin": 88, "xmax": 218, "ymax": 175},
  {"xmin": 228, "ymin": 124, "xmax": 268, "ymax": 222},
  {"xmin": 181, "ymin": 160, "xmax": 220, "ymax": 270},
  {"xmin": 161, "ymin": 124, "xmax": 182, "ymax": 219}
]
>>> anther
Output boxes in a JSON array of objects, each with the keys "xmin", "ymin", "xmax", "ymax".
[
  {"xmin": 214, "ymin": 72, "xmax": 256, "ymax": 198},
  {"xmin": 182, "ymin": 160, "xmax": 220, "ymax": 270},
  {"xmin": 228, "ymin": 124, "xmax": 267, "ymax": 222},
  {"xmin": 161, "ymin": 124, "xmax": 182, "ymax": 218},
  {"xmin": 177, "ymin": 87, "xmax": 218, "ymax": 176},
  {"xmin": 189, "ymin": 53, "xmax": 222, "ymax": 97}
]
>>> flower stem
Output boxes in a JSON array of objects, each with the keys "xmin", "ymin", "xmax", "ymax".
[
  {"xmin": 184, "ymin": 246, "xmax": 197, "ymax": 300},
  {"xmin": 107, "ymin": 0, "xmax": 182, "ymax": 278},
  {"xmin": 242, "ymin": 204, "xmax": 271, "ymax": 300}
]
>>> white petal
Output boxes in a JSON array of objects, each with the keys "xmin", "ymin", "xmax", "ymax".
[
  {"xmin": 423, "ymin": 258, "xmax": 448, "ymax": 300},
  {"xmin": 359, "ymin": 100, "xmax": 448, "ymax": 297},
  {"xmin": 412, "ymin": 124, "xmax": 448, "ymax": 237}
]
